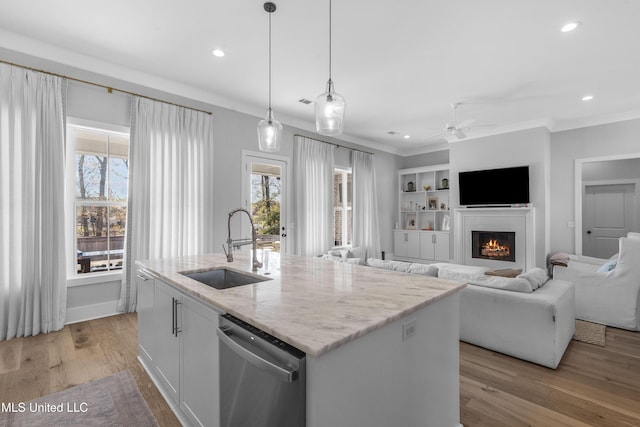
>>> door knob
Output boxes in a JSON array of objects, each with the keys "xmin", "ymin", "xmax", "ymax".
[
  {"xmin": 586, "ymin": 230, "xmax": 592, "ymax": 234},
  {"xmin": 281, "ymin": 233, "xmax": 287, "ymax": 238}
]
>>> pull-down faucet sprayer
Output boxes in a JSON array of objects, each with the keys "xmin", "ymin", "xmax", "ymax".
[{"xmin": 224, "ymin": 208, "xmax": 263, "ymax": 272}]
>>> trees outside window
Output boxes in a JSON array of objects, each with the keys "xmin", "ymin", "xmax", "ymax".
[{"xmin": 69, "ymin": 124, "xmax": 129, "ymax": 274}]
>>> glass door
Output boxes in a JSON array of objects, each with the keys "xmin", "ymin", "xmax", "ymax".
[{"xmin": 242, "ymin": 152, "xmax": 289, "ymax": 254}]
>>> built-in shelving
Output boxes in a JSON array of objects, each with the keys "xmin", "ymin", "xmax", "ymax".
[{"xmin": 395, "ymin": 164, "xmax": 452, "ymax": 262}]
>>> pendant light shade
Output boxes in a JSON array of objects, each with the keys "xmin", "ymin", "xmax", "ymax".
[
  {"xmin": 315, "ymin": 0, "xmax": 345, "ymax": 136},
  {"xmin": 315, "ymin": 79, "xmax": 345, "ymax": 136},
  {"xmin": 257, "ymin": 108, "xmax": 283, "ymax": 152},
  {"xmin": 258, "ymin": 2, "xmax": 282, "ymax": 152}
]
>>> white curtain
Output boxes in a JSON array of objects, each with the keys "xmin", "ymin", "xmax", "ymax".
[
  {"xmin": 0, "ymin": 64, "xmax": 67, "ymax": 340},
  {"xmin": 119, "ymin": 97, "xmax": 214, "ymax": 312},
  {"xmin": 352, "ymin": 151, "xmax": 381, "ymax": 259},
  {"xmin": 293, "ymin": 136, "xmax": 335, "ymax": 256}
]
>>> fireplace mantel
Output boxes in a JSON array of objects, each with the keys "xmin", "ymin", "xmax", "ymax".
[{"xmin": 454, "ymin": 207, "xmax": 535, "ymax": 271}]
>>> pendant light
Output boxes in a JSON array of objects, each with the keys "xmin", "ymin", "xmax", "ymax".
[
  {"xmin": 257, "ymin": 2, "xmax": 282, "ymax": 152},
  {"xmin": 315, "ymin": 0, "xmax": 346, "ymax": 136}
]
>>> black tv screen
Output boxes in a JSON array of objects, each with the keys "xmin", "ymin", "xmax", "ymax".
[{"xmin": 459, "ymin": 166, "xmax": 530, "ymax": 206}]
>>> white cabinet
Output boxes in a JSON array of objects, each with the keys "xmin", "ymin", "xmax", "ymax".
[
  {"xmin": 395, "ymin": 164, "xmax": 452, "ymax": 262},
  {"xmin": 394, "ymin": 231, "xmax": 420, "ymax": 258},
  {"xmin": 153, "ymin": 280, "xmax": 182, "ymax": 402},
  {"xmin": 137, "ymin": 269, "xmax": 155, "ymax": 365},
  {"xmin": 420, "ymin": 232, "xmax": 451, "ymax": 262},
  {"xmin": 137, "ymin": 267, "xmax": 221, "ymax": 427}
]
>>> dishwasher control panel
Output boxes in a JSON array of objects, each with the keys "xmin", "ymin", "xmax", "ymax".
[{"xmin": 221, "ymin": 313, "xmax": 305, "ymax": 358}]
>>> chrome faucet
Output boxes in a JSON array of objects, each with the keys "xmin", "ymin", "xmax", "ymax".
[{"xmin": 224, "ymin": 208, "xmax": 263, "ymax": 272}]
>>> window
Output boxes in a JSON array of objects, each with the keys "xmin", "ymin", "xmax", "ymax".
[
  {"xmin": 333, "ymin": 168, "xmax": 352, "ymax": 247},
  {"xmin": 67, "ymin": 123, "xmax": 129, "ymax": 274}
]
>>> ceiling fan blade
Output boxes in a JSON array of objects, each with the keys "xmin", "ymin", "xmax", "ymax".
[{"xmin": 453, "ymin": 129, "xmax": 466, "ymax": 139}]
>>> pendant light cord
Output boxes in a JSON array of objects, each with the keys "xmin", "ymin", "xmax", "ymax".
[
  {"xmin": 328, "ymin": 0, "xmax": 332, "ymax": 81},
  {"xmin": 268, "ymin": 10, "xmax": 273, "ymax": 112}
]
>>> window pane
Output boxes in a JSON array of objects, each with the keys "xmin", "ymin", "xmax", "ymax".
[
  {"xmin": 109, "ymin": 157, "xmax": 129, "ymax": 202},
  {"xmin": 346, "ymin": 172, "xmax": 353, "ymax": 208},
  {"xmin": 334, "ymin": 209, "xmax": 343, "ymax": 246},
  {"xmin": 334, "ymin": 172, "xmax": 342, "ymax": 207},
  {"xmin": 109, "ymin": 206, "xmax": 126, "ymax": 271},
  {"xmin": 346, "ymin": 208, "xmax": 353, "ymax": 246},
  {"xmin": 76, "ymin": 205, "xmax": 126, "ymax": 274},
  {"xmin": 250, "ymin": 167, "xmax": 281, "ymax": 237},
  {"xmin": 75, "ymin": 129, "xmax": 108, "ymax": 201}
]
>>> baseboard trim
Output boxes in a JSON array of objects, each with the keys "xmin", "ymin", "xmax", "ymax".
[{"xmin": 65, "ymin": 301, "xmax": 120, "ymax": 324}]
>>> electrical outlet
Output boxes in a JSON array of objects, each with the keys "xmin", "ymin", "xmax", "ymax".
[{"xmin": 402, "ymin": 319, "xmax": 417, "ymax": 341}]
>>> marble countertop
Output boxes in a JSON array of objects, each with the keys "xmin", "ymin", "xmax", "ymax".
[{"xmin": 136, "ymin": 251, "xmax": 465, "ymax": 357}]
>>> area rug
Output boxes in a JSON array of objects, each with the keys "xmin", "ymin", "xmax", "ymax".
[
  {"xmin": 0, "ymin": 370, "xmax": 158, "ymax": 426},
  {"xmin": 573, "ymin": 319, "xmax": 606, "ymax": 346}
]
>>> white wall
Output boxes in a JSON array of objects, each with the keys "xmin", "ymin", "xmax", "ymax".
[
  {"xmin": 549, "ymin": 119, "xmax": 640, "ymax": 253},
  {"xmin": 449, "ymin": 127, "xmax": 551, "ymax": 268}
]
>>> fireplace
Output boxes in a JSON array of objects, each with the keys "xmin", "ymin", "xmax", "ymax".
[
  {"xmin": 454, "ymin": 207, "xmax": 535, "ymax": 271},
  {"xmin": 472, "ymin": 231, "xmax": 516, "ymax": 262}
]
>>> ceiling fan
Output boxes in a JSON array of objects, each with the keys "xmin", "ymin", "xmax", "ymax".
[{"xmin": 429, "ymin": 103, "xmax": 494, "ymax": 141}]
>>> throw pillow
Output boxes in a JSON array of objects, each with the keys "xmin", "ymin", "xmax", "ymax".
[{"xmin": 597, "ymin": 253, "xmax": 619, "ymax": 273}]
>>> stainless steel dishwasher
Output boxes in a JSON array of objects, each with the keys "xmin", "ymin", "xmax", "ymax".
[{"xmin": 217, "ymin": 313, "xmax": 306, "ymax": 427}]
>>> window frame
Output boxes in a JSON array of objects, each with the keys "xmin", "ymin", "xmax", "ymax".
[
  {"xmin": 65, "ymin": 118, "xmax": 130, "ymax": 281},
  {"xmin": 333, "ymin": 167, "xmax": 353, "ymax": 248}
]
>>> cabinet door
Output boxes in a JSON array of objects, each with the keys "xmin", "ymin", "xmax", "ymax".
[
  {"xmin": 181, "ymin": 299, "xmax": 221, "ymax": 427},
  {"xmin": 434, "ymin": 232, "xmax": 450, "ymax": 261},
  {"xmin": 137, "ymin": 269, "xmax": 155, "ymax": 364},
  {"xmin": 419, "ymin": 232, "xmax": 435, "ymax": 260},
  {"xmin": 406, "ymin": 232, "xmax": 420, "ymax": 258},
  {"xmin": 394, "ymin": 231, "xmax": 407, "ymax": 257},
  {"xmin": 154, "ymin": 280, "xmax": 181, "ymax": 403}
]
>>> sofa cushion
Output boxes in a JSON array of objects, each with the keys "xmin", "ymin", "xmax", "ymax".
[
  {"xmin": 466, "ymin": 275, "xmax": 534, "ymax": 293},
  {"xmin": 516, "ymin": 267, "xmax": 549, "ymax": 290},
  {"xmin": 340, "ymin": 246, "xmax": 364, "ymax": 259},
  {"xmin": 321, "ymin": 254, "xmax": 365, "ymax": 265},
  {"xmin": 436, "ymin": 263, "xmax": 491, "ymax": 282},
  {"xmin": 407, "ymin": 263, "xmax": 439, "ymax": 276},
  {"xmin": 366, "ymin": 258, "xmax": 411, "ymax": 272}
]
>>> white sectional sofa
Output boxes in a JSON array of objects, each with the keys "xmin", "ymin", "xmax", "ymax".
[{"xmin": 346, "ymin": 257, "xmax": 575, "ymax": 369}]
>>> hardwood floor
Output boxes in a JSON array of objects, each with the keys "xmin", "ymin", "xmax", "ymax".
[
  {"xmin": 0, "ymin": 313, "xmax": 180, "ymax": 427},
  {"xmin": 1, "ymin": 313, "xmax": 639, "ymax": 426},
  {"xmin": 460, "ymin": 327, "xmax": 640, "ymax": 426}
]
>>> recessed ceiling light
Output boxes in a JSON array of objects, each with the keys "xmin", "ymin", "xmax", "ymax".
[
  {"xmin": 212, "ymin": 49, "xmax": 225, "ymax": 57},
  {"xmin": 403, "ymin": 135, "xmax": 410, "ymax": 139},
  {"xmin": 582, "ymin": 94, "xmax": 594, "ymax": 101},
  {"xmin": 561, "ymin": 21, "xmax": 581, "ymax": 33}
]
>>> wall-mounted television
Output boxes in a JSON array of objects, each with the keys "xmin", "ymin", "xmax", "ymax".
[{"xmin": 459, "ymin": 165, "xmax": 530, "ymax": 206}]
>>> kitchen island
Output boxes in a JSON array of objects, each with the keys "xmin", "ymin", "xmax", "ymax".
[{"xmin": 136, "ymin": 251, "xmax": 465, "ymax": 427}]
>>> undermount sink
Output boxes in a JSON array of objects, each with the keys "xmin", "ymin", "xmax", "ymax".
[{"xmin": 180, "ymin": 268, "xmax": 269, "ymax": 290}]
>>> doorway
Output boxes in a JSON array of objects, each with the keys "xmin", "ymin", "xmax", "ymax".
[
  {"xmin": 583, "ymin": 183, "xmax": 636, "ymax": 258},
  {"xmin": 575, "ymin": 154, "xmax": 640, "ymax": 256},
  {"xmin": 241, "ymin": 151, "xmax": 289, "ymax": 254}
]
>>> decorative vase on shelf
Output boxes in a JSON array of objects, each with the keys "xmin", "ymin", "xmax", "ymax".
[
  {"xmin": 441, "ymin": 178, "xmax": 449, "ymax": 189},
  {"xmin": 407, "ymin": 181, "xmax": 414, "ymax": 192}
]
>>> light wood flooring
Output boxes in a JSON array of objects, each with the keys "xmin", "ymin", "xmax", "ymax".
[{"xmin": 1, "ymin": 313, "xmax": 639, "ymax": 426}]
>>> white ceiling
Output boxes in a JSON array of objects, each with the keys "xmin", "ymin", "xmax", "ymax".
[{"xmin": 1, "ymin": 0, "xmax": 639, "ymax": 155}]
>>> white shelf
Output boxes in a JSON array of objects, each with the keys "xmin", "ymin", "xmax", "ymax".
[{"xmin": 396, "ymin": 164, "xmax": 452, "ymax": 262}]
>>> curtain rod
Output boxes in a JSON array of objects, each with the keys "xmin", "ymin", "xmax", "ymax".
[
  {"xmin": 0, "ymin": 59, "xmax": 213, "ymax": 116},
  {"xmin": 294, "ymin": 133, "xmax": 374, "ymax": 155}
]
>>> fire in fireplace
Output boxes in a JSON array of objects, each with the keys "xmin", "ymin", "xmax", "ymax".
[{"xmin": 472, "ymin": 230, "xmax": 516, "ymax": 262}]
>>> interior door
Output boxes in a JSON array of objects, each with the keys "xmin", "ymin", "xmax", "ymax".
[
  {"xmin": 583, "ymin": 183, "xmax": 636, "ymax": 258},
  {"xmin": 242, "ymin": 152, "xmax": 289, "ymax": 254}
]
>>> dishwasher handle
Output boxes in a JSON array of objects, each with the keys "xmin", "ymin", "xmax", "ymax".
[{"xmin": 217, "ymin": 326, "xmax": 298, "ymax": 383}]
